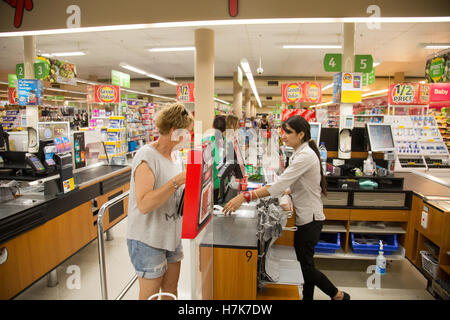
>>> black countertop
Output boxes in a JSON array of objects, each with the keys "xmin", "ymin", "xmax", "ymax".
[
  {"xmin": 0, "ymin": 164, "xmax": 131, "ymax": 244},
  {"xmin": 201, "ymin": 214, "xmax": 259, "ymax": 250}
]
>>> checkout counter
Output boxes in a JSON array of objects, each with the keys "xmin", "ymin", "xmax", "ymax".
[
  {"xmin": 0, "ymin": 124, "xmax": 131, "ymax": 300},
  {"xmin": 1, "ymin": 122, "xmax": 449, "ymax": 300}
]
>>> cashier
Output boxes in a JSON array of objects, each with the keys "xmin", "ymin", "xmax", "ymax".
[{"xmin": 223, "ymin": 115, "xmax": 350, "ymax": 300}]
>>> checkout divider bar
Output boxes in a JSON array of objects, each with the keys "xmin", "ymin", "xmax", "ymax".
[{"xmin": 97, "ymin": 190, "xmax": 137, "ymax": 300}]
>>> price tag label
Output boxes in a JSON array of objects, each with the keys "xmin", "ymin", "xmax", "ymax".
[
  {"xmin": 354, "ymin": 55, "xmax": 373, "ymax": 73},
  {"xmin": 323, "ymin": 53, "xmax": 342, "ymax": 72}
]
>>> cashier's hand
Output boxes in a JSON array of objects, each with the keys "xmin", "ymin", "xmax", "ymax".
[{"xmin": 222, "ymin": 194, "xmax": 245, "ymax": 216}]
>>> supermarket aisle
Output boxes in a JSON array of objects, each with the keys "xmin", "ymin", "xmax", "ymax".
[{"xmin": 14, "ymin": 217, "xmax": 434, "ymax": 300}]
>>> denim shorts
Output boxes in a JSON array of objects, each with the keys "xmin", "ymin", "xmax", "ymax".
[{"xmin": 127, "ymin": 239, "xmax": 183, "ymax": 279}]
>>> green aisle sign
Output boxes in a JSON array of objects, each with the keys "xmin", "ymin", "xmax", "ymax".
[
  {"xmin": 354, "ymin": 55, "xmax": 373, "ymax": 73},
  {"xmin": 16, "ymin": 63, "xmax": 24, "ymax": 79},
  {"xmin": 324, "ymin": 53, "xmax": 342, "ymax": 72},
  {"xmin": 8, "ymin": 74, "xmax": 17, "ymax": 87},
  {"xmin": 112, "ymin": 70, "xmax": 131, "ymax": 88},
  {"xmin": 34, "ymin": 61, "xmax": 50, "ymax": 79}
]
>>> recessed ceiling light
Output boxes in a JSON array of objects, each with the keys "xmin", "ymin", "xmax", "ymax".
[
  {"xmin": 283, "ymin": 44, "xmax": 342, "ymax": 49},
  {"xmin": 148, "ymin": 47, "xmax": 195, "ymax": 52}
]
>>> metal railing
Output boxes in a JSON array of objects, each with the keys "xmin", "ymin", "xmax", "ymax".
[{"xmin": 97, "ymin": 190, "xmax": 138, "ymax": 300}]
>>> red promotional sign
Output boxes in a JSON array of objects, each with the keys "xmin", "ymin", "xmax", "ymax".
[
  {"xmin": 177, "ymin": 83, "xmax": 195, "ymax": 102},
  {"xmin": 281, "ymin": 83, "xmax": 302, "ymax": 104},
  {"xmin": 94, "ymin": 85, "xmax": 120, "ymax": 103},
  {"xmin": 282, "ymin": 108, "xmax": 317, "ymax": 123},
  {"xmin": 388, "ymin": 83, "xmax": 427, "ymax": 105},
  {"xmin": 8, "ymin": 87, "xmax": 18, "ymax": 105},
  {"xmin": 303, "ymin": 82, "xmax": 322, "ymax": 103},
  {"xmin": 182, "ymin": 143, "xmax": 214, "ymax": 239},
  {"xmin": 430, "ymin": 83, "xmax": 450, "ymax": 102}
]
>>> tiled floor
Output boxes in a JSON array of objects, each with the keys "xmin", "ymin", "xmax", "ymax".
[{"xmin": 14, "ymin": 217, "xmax": 434, "ymax": 300}]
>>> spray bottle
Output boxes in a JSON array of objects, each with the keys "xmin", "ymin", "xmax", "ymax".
[{"xmin": 376, "ymin": 240, "xmax": 386, "ymax": 275}]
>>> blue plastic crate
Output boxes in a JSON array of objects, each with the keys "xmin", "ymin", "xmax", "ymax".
[
  {"xmin": 351, "ymin": 233, "xmax": 398, "ymax": 255},
  {"xmin": 314, "ymin": 233, "xmax": 341, "ymax": 254}
]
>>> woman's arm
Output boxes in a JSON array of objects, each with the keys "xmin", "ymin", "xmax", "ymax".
[
  {"xmin": 222, "ymin": 185, "xmax": 271, "ymax": 215},
  {"xmin": 134, "ymin": 161, "xmax": 186, "ymax": 214}
]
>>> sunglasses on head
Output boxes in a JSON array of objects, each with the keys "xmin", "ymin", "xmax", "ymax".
[{"xmin": 181, "ymin": 109, "xmax": 188, "ymax": 116}]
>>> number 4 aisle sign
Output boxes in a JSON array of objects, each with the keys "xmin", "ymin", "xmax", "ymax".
[{"xmin": 324, "ymin": 54, "xmax": 342, "ymax": 72}]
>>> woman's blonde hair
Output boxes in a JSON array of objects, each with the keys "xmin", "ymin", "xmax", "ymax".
[
  {"xmin": 226, "ymin": 115, "xmax": 239, "ymax": 130},
  {"xmin": 155, "ymin": 103, "xmax": 194, "ymax": 135}
]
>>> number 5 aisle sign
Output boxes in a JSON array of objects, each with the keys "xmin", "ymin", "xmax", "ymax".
[
  {"xmin": 354, "ymin": 55, "xmax": 373, "ymax": 73},
  {"xmin": 324, "ymin": 54, "xmax": 342, "ymax": 72}
]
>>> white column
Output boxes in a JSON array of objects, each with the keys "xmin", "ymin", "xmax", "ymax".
[
  {"xmin": 194, "ymin": 28, "xmax": 215, "ymax": 133},
  {"xmin": 338, "ymin": 23, "xmax": 355, "ymax": 159},
  {"xmin": 244, "ymin": 88, "xmax": 251, "ymax": 118},
  {"xmin": 340, "ymin": 23, "xmax": 355, "ymax": 121},
  {"xmin": 233, "ymin": 71, "xmax": 243, "ymax": 118},
  {"xmin": 23, "ymin": 36, "xmax": 39, "ymax": 153},
  {"xmin": 24, "ymin": 36, "xmax": 36, "ymax": 78}
]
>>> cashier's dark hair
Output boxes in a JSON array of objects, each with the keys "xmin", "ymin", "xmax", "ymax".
[{"xmin": 282, "ymin": 115, "xmax": 327, "ymax": 195}]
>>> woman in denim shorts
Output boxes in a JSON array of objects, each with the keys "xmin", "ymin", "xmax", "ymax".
[{"xmin": 127, "ymin": 103, "xmax": 194, "ymax": 300}]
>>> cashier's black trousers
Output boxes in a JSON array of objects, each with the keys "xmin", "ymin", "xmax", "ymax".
[{"xmin": 294, "ymin": 219, "xmax": 339, "ymax": 300}]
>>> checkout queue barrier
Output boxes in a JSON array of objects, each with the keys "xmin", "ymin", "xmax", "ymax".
[{"xmin": 96, "ymin": 190, "xmax": 137, "ymax": 300}]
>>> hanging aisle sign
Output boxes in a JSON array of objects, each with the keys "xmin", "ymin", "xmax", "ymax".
[
  {"xmin": 388, "ymin": 83, "xmax": 429, "ymax": 105},
  {"xmin": 177, "ymin": 83, "xmax": 195, "ymax": 102},
  {"xmin": 94, "ymin": 85, "xmax": 120, "ymax": 103},
  {"xmin": 111, "ymin": 70, "xmax": 130, "ymax": 88},
  {"xmin": 323, "ymin": 53, "xmax": 342, "ymax": 72},
  {"xmin": 354, "ymin": 54, "xmax": 373, "ymax": 73}
]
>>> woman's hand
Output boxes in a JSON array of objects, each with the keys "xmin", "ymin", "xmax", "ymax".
[
  {"xmin": 174, "ymin": 171, "xmax": 186, "ymax": 187},
  {"xmin": 222, "ymin": 194, "xmax": 246, "ymax": 215}
]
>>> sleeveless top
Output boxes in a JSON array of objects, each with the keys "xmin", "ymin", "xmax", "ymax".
[{"xmin": 126, "ymin": 144, "xmax": 184, "ymax": 251}]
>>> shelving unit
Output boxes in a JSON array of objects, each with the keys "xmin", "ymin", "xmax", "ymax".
[
  {"xmin": 384, "ymin": 115, "xmax": 450, "ymax": 171},
  {"xmin": 314, "ymin": 247, "xmax": 405, "ymax": 260}
]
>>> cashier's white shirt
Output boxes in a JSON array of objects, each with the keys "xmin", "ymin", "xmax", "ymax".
[{"xmin": 268, "ymin": 141, "xmax": 325, "ymax": 226}]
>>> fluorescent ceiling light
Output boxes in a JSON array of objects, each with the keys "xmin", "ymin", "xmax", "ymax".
[
  {"xmin": 373, "ymin": 61, "xmax": 381, "ymax": 67},
  {"xmin": 283, "ymin": 44, "xmax": 341, "ymax": 49},
  {"xmin": 362, "ymin": 89, "xmax": 388, "ymax": 97},
  {"xmin": 314, "ymin": 101, "xmax": 334, "ymax": 107},
  {"xmin": 423, "ymin": 43, "xmax": 450, "ymax": 49},
  {"xmin": 49, "ymin": 51, "xmax": 86, "ymax": 57},
  {"xmin": 240, "ymin": 58, "xmax": 262, "ymax": 108},
  {"xmin": 2, "ymin": 17, "xmax": 450, "ymax": 37},
  {"xmin": 214, "ymin": 98, "xmax": 230, "ymax": 105},
  {"xmin": 122, "ymin": 88, "xmax": 177, "ymax": 101},
  {"xmin": 119, "ymin": 63, "xmax": 178, "ymax": 86},
  {"xmin": 322, "ymin": 83, "xmax": 333, "ymax": 91},
  {"xmin": 148, "ymin": 47, "xmax": 195, "ymax": 52}
]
